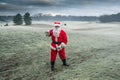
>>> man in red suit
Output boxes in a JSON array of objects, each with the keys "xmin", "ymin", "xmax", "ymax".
[{"xmin": 46, "ymin": 22, "xmax": 69, "ymax": 71}]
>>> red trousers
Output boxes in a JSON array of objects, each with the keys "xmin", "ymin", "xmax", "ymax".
[{"xmin": 50, "ymin": 48, "xmax": 66, "ymax": 62}]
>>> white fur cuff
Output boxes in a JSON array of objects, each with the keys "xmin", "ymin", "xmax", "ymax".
[{"xmin": 50, "ymin": 45, "xmax": 56, "ymax": 51}]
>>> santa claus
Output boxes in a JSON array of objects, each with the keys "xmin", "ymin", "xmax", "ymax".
[{"xmin": 46, "ymin": 22, "xmax": 69, "ymax": 71}]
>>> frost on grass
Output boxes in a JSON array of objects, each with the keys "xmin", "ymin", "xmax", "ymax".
[{"xmin": 0, "ymin": 22, "xmax": 120, "ymax": 80}]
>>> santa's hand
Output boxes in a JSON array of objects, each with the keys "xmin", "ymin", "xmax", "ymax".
[
  {"xmin": 61, "ymin": 42, "xmax": 66, "ymax": 48},
  {"xmin": 45, "ymin": 31, "xmax": 50, "ymax": 37},
  {"xmin": 57, "ymin": 45, "xmax": 62, "ymax": 51}
]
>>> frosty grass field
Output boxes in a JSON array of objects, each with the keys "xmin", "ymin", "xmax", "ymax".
[{"xmin": 0, "ymin": 21, "xmax": 120, "ymax": 80}]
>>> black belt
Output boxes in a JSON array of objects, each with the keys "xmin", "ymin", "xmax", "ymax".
[{"xmin": 52, "ymin": 42, "xmax": 62, "ymax": 44}]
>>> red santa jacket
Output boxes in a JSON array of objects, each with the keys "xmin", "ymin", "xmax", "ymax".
[{"xmin": 49, "ymin": 28, "xmax": 68, "ymax": 50}]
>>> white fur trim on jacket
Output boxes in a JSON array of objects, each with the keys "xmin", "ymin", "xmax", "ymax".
[
  {"xmin": 50, "ymin": 45, "xmax": 56, "ymax": 51},
  {"xmin": 61, "ymin": 42, "xmax": 66, "ymax": 48},
  {"xmin": 53, "ymin": 28, "xmax": 61, "ymax": 37}
]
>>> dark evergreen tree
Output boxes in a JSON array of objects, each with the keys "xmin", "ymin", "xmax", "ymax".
[
  {"xmin": 24, "ymin": 12, "xmax": 32, "ymax": 25},
  {"xmin": 13, "ymin": 13, "xmax": 23, "ymax": 25}
]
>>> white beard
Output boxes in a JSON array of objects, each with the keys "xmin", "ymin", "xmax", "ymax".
[{"xmin": 53, "ymin": 28, "xmax": 61, "ymax": 37}]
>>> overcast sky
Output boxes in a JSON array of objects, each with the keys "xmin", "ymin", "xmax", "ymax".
[{"xmin": 0, "ymin": 0, "xmax": 120, "ymax": 16}]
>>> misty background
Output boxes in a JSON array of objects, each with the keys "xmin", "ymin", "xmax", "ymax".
[{"xmin": 0, "ymin": 0, "xmax": 120, "ymax": 22}]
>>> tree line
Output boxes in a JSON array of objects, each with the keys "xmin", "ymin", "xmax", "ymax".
[
  {"xmin": 13, "ymin": 12, "xmax": 32, "ymax": 25},
  {"xmin": 99, "ymin": 13, "xmax": 120, "ymax": 23},
  {"xmin": 33, "ymin": 14, "xmax": 98, "ymax": 21},
  {"xmin": 1, "ymin": 12, "xmax": 120, "ymax": 23}
]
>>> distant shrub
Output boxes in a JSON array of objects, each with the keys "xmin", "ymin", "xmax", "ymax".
[
  {"xmin": 24, "ymin": 12, "xmax": 32, "ymax": 25},
  {"xmin": 13, "ymin": 13, "xmax": 23, "ymax": 25}
]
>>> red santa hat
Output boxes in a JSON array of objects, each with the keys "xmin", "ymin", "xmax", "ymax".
[{"xmin": 54, "ymin": 22, "xmax": 61, "ymax": 26}]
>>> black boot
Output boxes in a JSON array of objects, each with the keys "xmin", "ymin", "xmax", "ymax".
[
  {"xmin": 51, "ymin": 62, "xmax": 55, "ymax": 71},
  {"xmin": 62, "ymin": 59, "xmax": 69, "ymax": 66}
]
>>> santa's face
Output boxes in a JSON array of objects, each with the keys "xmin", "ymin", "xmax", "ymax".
[{"xmin": 55, "ymin": 26, "xmax": 60, "ymax": 29}]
